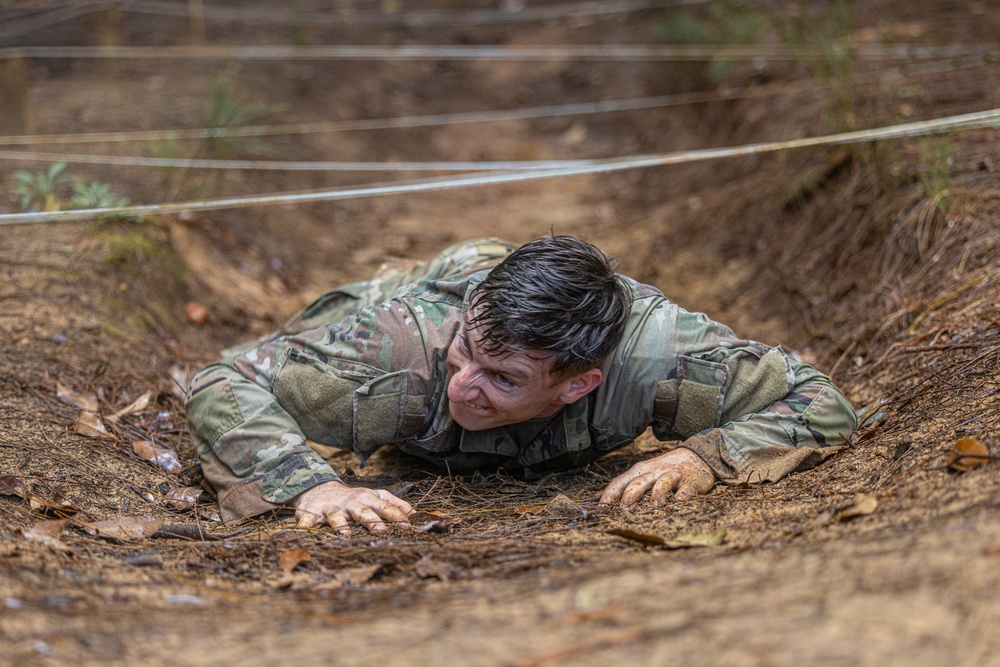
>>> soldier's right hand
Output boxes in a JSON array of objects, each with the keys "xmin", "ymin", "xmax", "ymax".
[{"xmin": 289, "ymin": 481, "xmax": 413, "ymax": 535}]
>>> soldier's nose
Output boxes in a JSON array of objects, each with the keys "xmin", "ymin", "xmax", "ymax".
[{"xmin": 447, "ymin": 365, "xmax": 478, "ymax": 402}]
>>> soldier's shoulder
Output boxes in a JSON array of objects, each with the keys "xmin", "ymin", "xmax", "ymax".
[
  {"xmin": 618, "ymin": 274, "xmax": 667, "ymax": 301},
  {"xmin": 397, "ymin": 270, "xmax": 488, "ymax": 305}
]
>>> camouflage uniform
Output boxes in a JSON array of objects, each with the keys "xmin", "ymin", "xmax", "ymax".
[{"xmin": 186, "ymin": 238, "xmax": 857, "ymax": 520}]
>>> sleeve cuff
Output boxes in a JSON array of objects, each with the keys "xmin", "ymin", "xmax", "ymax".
[
  {"xmin": 260, "ymin": 452, "xmax": 343, "ymax": 504},
  {"xmin": 679, "ymin": 431, "xmax": 734, "ymax": 480}
]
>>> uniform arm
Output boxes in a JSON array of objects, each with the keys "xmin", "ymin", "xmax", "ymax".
[
  {"xmin": 600, "ymin": 297, "xmax": 856, "ymax": 507},
  {"xmin": 651, "ymin": 306, "xmax": 858, "ymax": 484},
  {"xmin": 682, "ymin": 359, "xmax": 857, "ymax": 484},
  {"xmin": 186, "ymin": 360, "xmax": 342, "ymax": 519},
  {"xmin": 602, "ymin": 353, "xmax": 856, "ymax": 508}
]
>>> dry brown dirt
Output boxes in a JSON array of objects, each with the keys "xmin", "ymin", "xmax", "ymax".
[{"xmin": 2, "ymin": 2, "xmax": 1000, "ymax": 665}]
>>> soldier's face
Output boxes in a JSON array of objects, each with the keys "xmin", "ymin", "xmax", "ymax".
[{"xmin": 446, "ymin": 317, "xmax": 574, "ymax": 431}]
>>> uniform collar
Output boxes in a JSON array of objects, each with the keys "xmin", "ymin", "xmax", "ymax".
[{"xmin": 454, "ymin": 393, "xmax": 594, "ymax": 458}]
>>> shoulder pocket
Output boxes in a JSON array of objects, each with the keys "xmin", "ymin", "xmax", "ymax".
[
  {"xmin": 673, "ymin": 355, "xmax": 729, "ymax": 438},
  {"xmin": 353, "ymin": 371, "xmax": 413, "ymax": 461},
  {"xmin": 720, "ymin": 347, "xmax": 793, "ymax": 422},
  {"xmin": 272, "ymin": 350, "xmax": 371, "ymax": 450}
]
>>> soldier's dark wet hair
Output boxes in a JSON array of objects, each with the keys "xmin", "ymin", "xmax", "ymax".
[{"xmin": 468, "ymin": 235, "xmax": 631, "ymax": 377}]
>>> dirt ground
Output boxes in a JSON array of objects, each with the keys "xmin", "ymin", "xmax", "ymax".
[{"xmin": 2, "ymin": 1, "xmax": 1000, "ymax": 665}]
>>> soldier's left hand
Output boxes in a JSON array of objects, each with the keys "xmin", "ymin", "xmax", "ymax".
[
  {"xmin": 599, "ymin": 447, "xmax": 715, "ymax": 509},
  {"xmin": 290, "ymin": 481, "xmax": 413, "ymax": 535}
]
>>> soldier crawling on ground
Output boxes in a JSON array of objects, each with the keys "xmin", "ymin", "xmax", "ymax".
[{"xmin": 185, "ymin": 236, "xmax": 857, "ymax": 533}]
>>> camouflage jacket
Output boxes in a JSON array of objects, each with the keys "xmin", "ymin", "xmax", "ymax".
[{"xmin": 186, "ymin": 239, "xmax": 857, "ymax": 520}]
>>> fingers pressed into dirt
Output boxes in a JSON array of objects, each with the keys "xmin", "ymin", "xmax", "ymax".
[
  {"xmin": 290, "ymin": 481, "xmax": 417, "ymax": 534},
  {"xmin": 598, "ymin": 467, "xmax": 645, "ymax": 506},
  {"xmin": 350, "ymin": 505, "xmax": 386, "ymax": 533},
  {"xmin": 355, "ymin": 496, "xmax": 411, "ymax": 528},
  {"xmin": 325, "ymin": 509, "xmax": 351, "ymax": 535},
  {"xmin": 295, "ymin": 508, "xmax": 322, "ymax": 529},
  {"xmin": 650, "ymin": 472, "xmax": 683, "ymax": 506},
  {"xmin": 620, "ymin": 471, "xmax": 658, "ymax": 509},
  {"xmin": 375, "ymin": 489, "xmax": 415, "ymax": 518},
  {"xmin": 674, "ymin": 468, "xmax": 715, "ymax": 501},
  {"xmin": 599, "ymin": 448, "xmax": 717, "ymax": 508}
]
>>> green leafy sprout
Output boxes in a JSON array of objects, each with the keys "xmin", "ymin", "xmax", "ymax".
[
  {"xmin": 11, "ymin": 161, "xmax": 71, "ymax": 211},
  {"xmin": 9, "ymin": 162, "xmax": 140, "ymax": 221}
]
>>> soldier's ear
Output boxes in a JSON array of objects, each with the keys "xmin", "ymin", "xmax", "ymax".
[{"xmin": 557, "ymin": 369, "xmax": 602, "ymax": 405}]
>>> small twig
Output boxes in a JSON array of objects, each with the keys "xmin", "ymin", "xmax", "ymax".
[
  {"xmin": 828, "ymin": 339, "xmax": 857, "ymax": 380},
  {"xmin": 880, "ymin": 450, "xmax": 940, "ymax": 489}
]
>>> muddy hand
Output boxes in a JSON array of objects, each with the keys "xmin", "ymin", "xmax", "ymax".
[
  {"xmin": 599, "ymin": 447, "xmax": 715, "ymax": 509},
  {"xmin": 290, "ymin": 480, "xmax": 413, "ymax": 535}
]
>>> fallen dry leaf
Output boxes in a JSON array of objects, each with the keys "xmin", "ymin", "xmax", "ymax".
[
  {"xmin": 169, "ymin": 363, "xmax": 194, "ymax": 399},
  {"xmin": 133, "ymin": 440, "xmax": 182, "ymax": 474},
  {"xmin": 662, "ymin": 528, "xmax": 727, "ymax": 549},
  {"xmin": 0, "ymin": 475, "xmax": 30, "ymax": 499},
  {"xmin": 21, "ymin": 519, "xmax": 73, "ymax": 553},
  {"xmin": 946, "ymin": 437, "xmax": 990, "ymax": 472},
  {"xmin": 278, "ymin": 547, "xmax": 311, "ymax": 575},
  {"xmin": 414, "ymin": 554, "xmax": 458, "ymax": 581},
  {"xmin": 609, "ymin": 526, "xmax": 727, "ymax": 549},
  {"xmin": 185, "ymin": 302, "xmax": 211, "ymax": 326},
  {"xmin": 107, "ymin": 391, "xmax": 153, "ymax": 423},
  {"xmin": 546, "ymin": 493, "xmax": 583, "ymax": 517},
  {"xmin": 161, "ymin": 486, "xmax": 203, "ymax": 509},
  {"xmin": 198, "ymin": 508, "xmax": 222, "ymax": 523},
  {"xmin": 29, "ymin": 493, "xmax": 79, "ymax": 516},
  {"xmin": 631, "ymin": 430, "xmax": 673, "ymax": 453},
  {"xmin": 60, "ymin": 381, "xmax": 111, "ymax": 438},
  {"xmin": 334, "ymin": 563, "xmax": 382, "ymax": 587},
  {"xmin": 85, "ymin": 516, "xmax": 165, "ymax": 541},
  {"xmin": 310, "ymin": 579, "xmax": 346, "ymax": 593},
  {"xmin": 56, "ymin": 382, "xmax": 97, "ymax": 412},
  {"xmin": 270, "ymin": 573, "xmax": 310, "ymax": 591},
  {"xmin": 408, "ymin": 510, "xmax": 454, "ymax": 533},
  {"xmin": 836, "ymin": 493, "xmax": 878, "ymax": 521},
  {"xmin": 608, "ymin": 527, "xmax": 665, "ymax": 546},
  {"xmin": 23, "ymin": 519, "xmax": 67, "ymax": 540},
  {"xmin": 515, "ymin": 504, "xmax": 546, "ymax": 516},
  {"xmin": 73, "ymin": 410, "xmax": 110, "ymax": 438}
]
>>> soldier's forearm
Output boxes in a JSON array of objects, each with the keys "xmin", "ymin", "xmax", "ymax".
[
  {"xmin": 187, "ymin": 363, "xmax": 341, "ymax": 498},
  {"xmin": 684, "ymin": 373, "xmax": 857, "ymax": 483}
]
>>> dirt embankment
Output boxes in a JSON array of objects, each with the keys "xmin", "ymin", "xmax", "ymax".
[{"xmin": 2, "ymin": 2, "xmax": 1000, "ymax": 665}]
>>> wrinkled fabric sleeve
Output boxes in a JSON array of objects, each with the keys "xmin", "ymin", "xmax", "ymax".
[
  {"xmin": 652, "ymin": 307, "xmax": 857, "ymax": 484},
  {"xmin": 681, "ymin": 360, "xmax": 857, "ymax": 483},
  {"xmin": 186, "ymin": 357, "xmax": 342, "ymax": 521}
]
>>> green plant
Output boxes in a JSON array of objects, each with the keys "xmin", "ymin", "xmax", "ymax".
[
  {"xmin": 97, "ymin": 224, "xmax": 190, "ymax": 338},
  {"xmin": 70, "ymin": 178, "xmax": 142, "ymax": 222},
  {"xmin": 11, "ymin": 161, "xmax": 71, "ymax": 211},
  {"xmin": 139, "ymin": 133, "xmax": 204, "ymax": 201},
  {"xmin": 70, "ymin": 179, "xmax": 128, "ymax": 209},
  {"xmin": 652, "ymin": 2, "xmax": 770, "ymax": 84},
  {"xmin": 917, "ymin": 136, "xmax": 953, "ymax": 212},
  {"xmin": 200, "ymin": 80, "xmax": 283, "ymax": 158},
  {"xmin": 9, "ymin": 163, "xmax": 139, "ymax": 221},
  {"xmin": 780, "ymin": 0, "xmax": 857, "ymax": 131}
]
